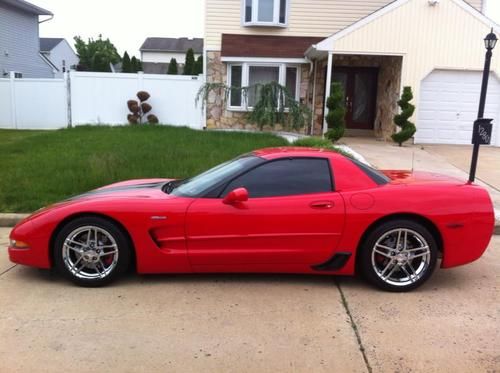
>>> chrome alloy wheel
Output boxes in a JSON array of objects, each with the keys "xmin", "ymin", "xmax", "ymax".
[
  {"xmin": 62, "ymin": 225, "xmax": 119, "ymax": 280},
  {"xmin": 371, "ymin": 228, "xmax": 431, "ymax": 287}
]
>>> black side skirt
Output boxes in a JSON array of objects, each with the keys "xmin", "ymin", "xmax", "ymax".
[{"xmin": 311, "ymin": 252, "xmax": 352, "ymax": 272}]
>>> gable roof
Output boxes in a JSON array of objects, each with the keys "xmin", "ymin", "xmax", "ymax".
[
  {"xmin": 1, "ymin": 0, "xmax": 52, "ymax": 15},
  {"xmin": 140, "ymin": 37, "xmax": 204, "ymax": 54},
  {"xmin": 314, "ymin": 0, "xmax": 498, "ymax": 52},
  {"xmin": 40, "ymin": 37, "xmax": 63, "ymax": 52}
]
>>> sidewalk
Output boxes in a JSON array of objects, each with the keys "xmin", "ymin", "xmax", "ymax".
[{"xmin": 342, "ymin": 137, "xmax": 500, "ymax": 215}]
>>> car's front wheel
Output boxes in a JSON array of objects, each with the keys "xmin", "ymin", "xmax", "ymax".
[
  {"xmin": 53, "ymin": 216, "xmax": 131, "ymax": 287},
  {"xmin": 358, "ymin": 219, "xmax": 438, "ymax": 292}
]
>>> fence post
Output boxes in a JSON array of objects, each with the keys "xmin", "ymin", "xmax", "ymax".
[
  {"xmin": 9, "ymin": 71, "xmax": 17, "ymax": 129},
  {"xmin": 66, "ymin": 71, "xmax": 72, "ymax": 128}
]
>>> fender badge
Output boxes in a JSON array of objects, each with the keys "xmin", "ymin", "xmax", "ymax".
[{"xmin": 150, "ymin": 216, "xmax": 167, "ymax": 220}]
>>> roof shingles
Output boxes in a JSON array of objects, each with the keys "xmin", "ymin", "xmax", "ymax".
[{"xmin": 140, "ymin": 37, "xmax": 203, "ymax": 53}]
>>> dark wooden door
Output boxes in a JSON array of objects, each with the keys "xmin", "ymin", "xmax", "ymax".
[{"xmin": 332, "ymin": 67, "xmax": 378, "ymax": 130}]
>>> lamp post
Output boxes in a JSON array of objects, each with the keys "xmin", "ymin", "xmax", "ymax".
[{"xmin": 469, "ymin": 29, "xmax": 497, "ymax": 183}]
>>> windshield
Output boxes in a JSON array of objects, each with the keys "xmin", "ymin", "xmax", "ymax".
[{"xmin": 170, "ymin": 154, "xmax": 263, "ymax": 197}]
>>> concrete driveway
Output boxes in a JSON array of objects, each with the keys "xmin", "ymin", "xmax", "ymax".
[{"xmin": 1, "ymin": 228, "xmax": 499, "ymax": 372}]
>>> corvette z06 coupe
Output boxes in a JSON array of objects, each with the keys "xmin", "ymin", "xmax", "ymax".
[{"xmin": 8, "ymin": 147, "xmax": 494, "ymax": 291}]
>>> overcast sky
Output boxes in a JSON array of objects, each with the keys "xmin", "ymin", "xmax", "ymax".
[{"xmin": 37, "ymin": 0, "xmax": 500, "ymax": 58}]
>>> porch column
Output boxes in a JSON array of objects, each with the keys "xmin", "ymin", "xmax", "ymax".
[{"xmin": 322, "ymin": 51, "xmax": 333, "ymax": 135}]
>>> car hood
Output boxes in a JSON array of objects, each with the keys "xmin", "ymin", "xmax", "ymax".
[
  {"xmin": 381, "ymin": 170, "xmax": 465, "ymax": 185},
  {"xmin": 68, "ymin": 178, "xmax": 174, "ymax": 200}
]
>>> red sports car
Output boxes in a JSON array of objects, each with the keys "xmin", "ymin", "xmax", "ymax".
[{"xmin": 8, "ymin": 147, "xmax": 494, "ymax": 291}]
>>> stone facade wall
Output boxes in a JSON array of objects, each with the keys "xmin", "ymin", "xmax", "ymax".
[
  {"xmin": 205, "ymin": 51, "xmax": 311, "ymax": 133},
  {"xmin": 313, "ymin": 55, "xmax": 402, "ymax": 139}
]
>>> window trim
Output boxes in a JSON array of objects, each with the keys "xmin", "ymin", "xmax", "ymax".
[
  {"xmin": 216, "ymin": 157, "xmax": 335, "ymax": 199},
  {"xmin": 226, "ymin": 62, "xmax": 301, "ymax": 111},
  {"xmin": 241, "ymin": 0, "xmax": 289, "ymax": 27}
]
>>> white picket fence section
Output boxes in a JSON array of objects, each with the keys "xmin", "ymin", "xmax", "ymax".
[{"xmin": 0, "ymin": 71, "xmax": 204, "ymax": 130}]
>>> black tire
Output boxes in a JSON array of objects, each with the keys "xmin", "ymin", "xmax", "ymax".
[
  {"xmin": 53, "ymin": 216, "xmax": 131, "ymax": 287},
  {"xmin": 358, "ymin": 219, "xmax": 438, "ymax": 292}
]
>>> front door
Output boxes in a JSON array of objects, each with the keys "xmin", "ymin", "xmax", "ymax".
[{"xmin": 332, "ymin": 67, "xmax": 378, "ymax": 130}]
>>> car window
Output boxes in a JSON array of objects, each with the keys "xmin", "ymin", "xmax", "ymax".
[{"xmin": 221, "ymin": 158, "xmax": 333, "ymax": 198}]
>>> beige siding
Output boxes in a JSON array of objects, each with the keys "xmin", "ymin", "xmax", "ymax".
[
  {"xmin": 331, "ymin": 0, "xmax": 497, "ymax": 121},
  {"xmin": 205, "ymin": 0, "xmax": 483, "ymax": 50}
]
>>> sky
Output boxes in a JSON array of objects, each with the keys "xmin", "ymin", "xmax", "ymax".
[
  {"xmin": 37, "ymin": 0, "xmax": 500, "ymax": 58},
  {"xmin": 37, "ymin": 0, "xmax": 205, "ymax": 57}
]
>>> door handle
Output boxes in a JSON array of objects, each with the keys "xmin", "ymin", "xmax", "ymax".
[{"xmin": 310, "ymin": 201, "xmax": 334, "ymax": 209}]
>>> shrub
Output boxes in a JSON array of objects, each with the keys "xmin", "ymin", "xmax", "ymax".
[
  {"xmin": 194, "ymin": 56, "xmax": 203, "ymax": 75},
  {"xmin": 122, "ymin": 52, "xmax": 132, "ymax": 73},
  {"xmin": 183, "ymin": 48, "xmax": 195, "ymax": 75},
  {"xmin": 325, "ymin": 82, "xmax": 346, "ymax": 143},
  {"xmin": 392, "ymin": 86, "xmax": 416, "ymax": 146},
  {"xmin": 127, "ymin": 91, "xmax": 158, "ymax": 124},
  {"xmin": 167, "ymin": 58, "xmax": 178, "ymax": 74}
]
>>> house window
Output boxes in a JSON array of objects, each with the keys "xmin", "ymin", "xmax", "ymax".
[
  {"xmin": 243, "ymin": 0, "xmax": 288, "ymax": 26},
  {"xmin": 227, "ymin": 62, "xmax": 300, "ymax": 110}
]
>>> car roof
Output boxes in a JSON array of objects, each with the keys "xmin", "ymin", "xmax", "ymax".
[{"xmin": 253, "ymin": 146, "xmax": 343, "ymax": 159}]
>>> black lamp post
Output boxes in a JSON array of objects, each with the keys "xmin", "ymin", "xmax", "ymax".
[{"xmin": 469, "ymin": 29, "xmax": 497, "ymax": 183}]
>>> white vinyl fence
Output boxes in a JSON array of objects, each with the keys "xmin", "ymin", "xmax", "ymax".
[{"xmin": 0, "ymin": 71, "xmax": 204, "ymax": 130}]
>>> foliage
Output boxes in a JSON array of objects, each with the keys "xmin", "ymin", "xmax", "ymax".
[
  {"xmin": 183, "ymin": 48, "xmax": 195, "ymax": 75},
  {"xmin": 122, "ymin": 52, "xmax": 132, "ymax": 73},
  {"xmin": 325, "ymin": 82, "xmax": 346, "ymax": 143},
  {"xmin": 130, "ymin": 56, "xmax": 142, "ymax": 73},
  {"xmin": 167, "ymin": 58, "xmax": 178, "ymax": 74},
  {"xmin": 74, "ymin": 35, "xmax": 120, "ymax": 72},
  {"xmin": 127, "ymin": 91, "xmax": 157, "ymax": 124},
  {"xmin": 196, "ymin": 82, "xmax": 311, "ymax": 131},
  {"xmin": 0, "ymin": 126, "xmax": 287, "ymax": 212},
  {"xmin": 194, "ymin": 56, "xmax": 203, "ymax": 75},
  {"xmin": 392, "ymin": 86, "xmax": 416, "ymax": 146},
  {"xmin": 292, "ymin": 137, "xmax": 352, "ymax": 158}
]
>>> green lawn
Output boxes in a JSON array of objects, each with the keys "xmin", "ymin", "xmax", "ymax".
[{"xmin": 0, "ymin": 126, "xmax": 287, "ymax": 212}]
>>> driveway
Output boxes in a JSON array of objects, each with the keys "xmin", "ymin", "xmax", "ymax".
[{"xmin": 1, "ymin": 227, "xmax": 499, "ymax": 372}]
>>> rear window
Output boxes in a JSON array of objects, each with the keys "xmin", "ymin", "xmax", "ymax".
[{"xmin": 349, "ymin": 158, "xmax": 390, "ymax": 185}]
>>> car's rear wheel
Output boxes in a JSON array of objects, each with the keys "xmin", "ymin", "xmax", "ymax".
[
  {"xmin": 53, "ymin": 216, "xmax": 131, "ymax": 287},
  {"xmin": 358, "ymin": 219, "xmax": 438, "ymax": 292}
]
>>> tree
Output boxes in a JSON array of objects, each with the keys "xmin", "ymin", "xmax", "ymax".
[
  {"xmin": 131, "ymin": 56, "xmax": 138, "ymax": 73},
  {"xmin": 167, "ymin": 58, "xmax": 178, "ymax": 74},
  {"xmin": 74, "ymin": 35, "xmax": 120, "ymax": 72},
  {"xmin": 122, "ymin": 51, "xmax": 132, "ymax": 73},
  {"xmin": 325, "ymin": 82, "xmax": 346, "ymax": 143},
  {"xmin": 194, "ymin": 55, "xmax": 203, "ymax": 75},
  {"xmin": 392, "ymin": 86, "xmax": 416, "ymax": 146},
  {"xmin": 136, "ymin": 58, "xmax": 143, "ymax": 72},
  {"xmin": 183, "ymin": 48, "xmax": 195, "ymax": 75}
]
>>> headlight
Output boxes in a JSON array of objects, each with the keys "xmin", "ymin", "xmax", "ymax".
[{"xmin": 9, "ymin": 239, "xmax": 29, "ymax": 248}]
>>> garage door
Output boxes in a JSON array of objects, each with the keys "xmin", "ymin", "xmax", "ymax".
[{"xmin": 415, "ymin": 70, "xmax": 500, "ymax": 146}]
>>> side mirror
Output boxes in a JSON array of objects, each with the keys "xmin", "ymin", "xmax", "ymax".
[{"xmin": 223, "ymin": 187, "xmax": 249, "ymax": 205}]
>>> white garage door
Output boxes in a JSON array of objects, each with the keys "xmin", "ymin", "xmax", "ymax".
[{"xmin": 416, "ymin": 70, "xmax": 500, "ymax": 146}]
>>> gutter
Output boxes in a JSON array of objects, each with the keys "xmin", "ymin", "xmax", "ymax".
[{"xmin": 38, "ymin": 14, "xmax": 53, "ymax": 24}]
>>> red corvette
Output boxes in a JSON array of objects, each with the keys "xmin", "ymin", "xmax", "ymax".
[{"xmin": 8, "ymin": 147, "xmax": 494, "ymax": 291}]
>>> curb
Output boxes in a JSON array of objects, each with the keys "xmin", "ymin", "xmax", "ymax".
[
  {"xmin": 1, "ymin": 213, "xmax": 500, "ymax": 236},
  {"xmin": 0, "ymin": 214, "xmax": 29, "ymax": 228}
]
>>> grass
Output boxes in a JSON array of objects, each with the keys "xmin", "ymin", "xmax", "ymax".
[
  {"xmin": 0, "ymin": 126, "xmax": 287, "ymax": 212},
  {"xmin": 292, "ymin": 136, "xmax": 353, "ymax": 158}
]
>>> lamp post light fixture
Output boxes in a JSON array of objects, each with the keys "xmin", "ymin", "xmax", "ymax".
[{"xmin": 468, "ymin": 29, "xmax": 497, "ymax": 183}]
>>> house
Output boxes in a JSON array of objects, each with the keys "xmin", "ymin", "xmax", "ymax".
[
  {"xmin": 40, "ymin": 38, "xmax": 79, "ymax": 77},
  {"xmin": 140, "ymin": 37, "xmax": 203, "ymax": 74},
  {"xmin": 0, "ymin": 0, "xmax": 55, "ymax": 78},
  {"xmin": 204, "ymin": 0, "xmax": 500, "ymax": 146}
]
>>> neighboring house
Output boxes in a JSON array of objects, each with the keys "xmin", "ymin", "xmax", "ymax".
[
  {"xmin": 40, "ymin": 38, "xmax": 79, "ymax": 77},
  {"xmin": 140, "ymin": 37, "xmax": 203, "ymax": 74},
  {"xmin": 0, "ymin": 0, "xmax": 55, "ymax": 78},
  {"xmin": 205, "ymin": 0, "xmax": 500, "ymax": 146}
]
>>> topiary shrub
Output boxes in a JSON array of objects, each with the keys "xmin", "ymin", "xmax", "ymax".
[
  {"xmin": 127, "ymin": 91, "xmax": 158, "ymax": 124},
  {"xmin": 167, "ymin": 58, "xmax": 178, "ymax": 74},
  {"xmin": 392, "ymin": 86, "xmax": 416, "ymax": 146},
  {"xmin": 325, "ymin": 82, "xmax": 346, "ymax": 143}
]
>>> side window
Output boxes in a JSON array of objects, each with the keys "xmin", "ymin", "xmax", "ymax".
[{"xmin": 222, "ymin": 158, "xmax": 333, "ymax": 198}]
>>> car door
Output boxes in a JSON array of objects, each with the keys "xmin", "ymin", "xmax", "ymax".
[{"xmin": 186, "ymin": 157, "xmax": 345, "ymax": 269}]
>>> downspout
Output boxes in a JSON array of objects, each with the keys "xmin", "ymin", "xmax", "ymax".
[{"xmin": 310, "ymin": 59, "xmax": 317, "ymax": 135}]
